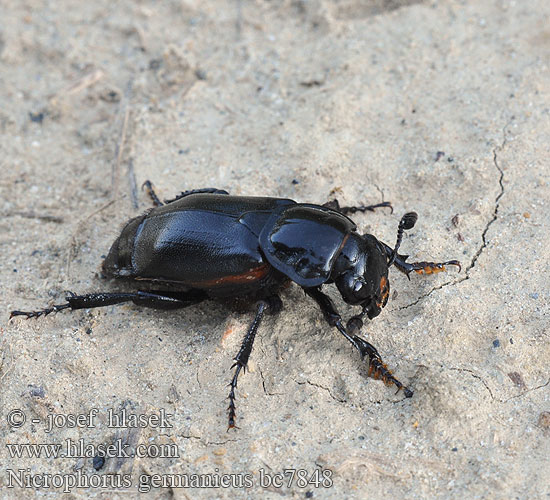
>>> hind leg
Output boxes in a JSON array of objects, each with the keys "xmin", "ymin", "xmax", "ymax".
[
  {"xmin": 165, "ymin": 188, "xmax": 229, "ymax": 204},
  {"xmin": 142, "ymin": 181, "xmax": 229, "ymax": 207},
  {"xmin": 10, "ymin": 289, "xmax": 208, "ymax": 319},
  {"xmin": 142, "ymin": 180, "xmax": 164, "ymax": 206}
]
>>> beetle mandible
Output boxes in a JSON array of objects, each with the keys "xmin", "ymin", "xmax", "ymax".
[{"xmin": 11, "ymin": 183, "xmax": 460, "ymax": 429}]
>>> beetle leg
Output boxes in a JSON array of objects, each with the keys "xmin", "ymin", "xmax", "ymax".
[
  {"xmin": 164, "ymin": 188, "xmax": 229, "ymax": 204},
  {"xmin": 397, "ymin": 259, "xmax": 462, "ymax": 278},
  {"xmin": 303, "ymin": 287, "xmax": 412, "ymax": 398},
  {"xmin": 351, "ymin": 336, "xmax": 413, "ymax": 398},
  {"xmin": 303, "ymin": 287, "xmax": 358, "ymax": 346},
  {"xmin": 142, "ymin": 180, "xmax": 164, "ymax": 207},
  {"xmin": 381, "ymin": 242, "xmax": 461, "ymax": 279},
  {"xmin": 10, "ymin": 290, "xmax": 207, "ymax": 319},
  {"xmin": 228, "ymin": 299, "xmax": 273, "ymax": 430},
  {"xmin": 324, "ymin": 199, "xmax": 393, "ymax": 215}
]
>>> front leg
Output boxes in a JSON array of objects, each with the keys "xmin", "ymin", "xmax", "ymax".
[
  {"xmin": 303, "ymin": 287, "xmax": 412, "ymax": 397},
  {"xmin": 381, "ymin": 242, "xmax": 461, "ymax": 279}
]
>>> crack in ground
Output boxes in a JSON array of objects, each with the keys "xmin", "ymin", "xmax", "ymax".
[
  {"xmin": 465, "ymin": 141, "xmax": 506, "ymax": 274},
  {"xmin": 501, "ymin": 377, "xmax": 550, "ymax": 403},
  {"xmin": 207, "ymin": 439, "xmax": 238, "ymax": 445},
  {"xmin": 180, "ymin": 434, "xmax": 202, "ymax": 440},
  {"xmin": 398, "ymin": 120, "xmax": 511, "ymax": 311},
  {"xmin": 396, "ymin": 280, "xmax": 452, "ymax": 311},
  {"xmin": 258, "ymin": 365, "xmax": 284, "ymax": 396},
  {"xmin": 180, "ymin": 434, "xmax": 237, "ymax": 446},
  {"xmin": 294, "ymin": 378, "xmax": 346, "ymax": 404},
  {"xmin": 449, "ymin": 369, "xmax": 550, "ymax": 404},
  {"xmin": 373, "ymin": 182, "xmax": 387, "ymax": 204},
  {"xmin": 449, "ymin": 367, "xmax": 495, "ymax": 401}
]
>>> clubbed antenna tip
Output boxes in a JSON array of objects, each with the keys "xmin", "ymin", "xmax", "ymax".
[
  {"xmin": 401, "ymin": 212, "xmax": 418, "ymax": 230},
  {"xmin": 388, "ymin": 212, "xmax": 418, "ymax": 267}
]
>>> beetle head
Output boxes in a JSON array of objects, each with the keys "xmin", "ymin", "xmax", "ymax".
[
  {"xmin": 333, "ymin": 233, "xmax": 390, "ymax": 318},
  {"xmin": 333, "ymin": 211, "xmax": 418, "ymax": 320}
]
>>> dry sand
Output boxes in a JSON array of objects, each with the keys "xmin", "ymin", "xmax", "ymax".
[{"xmin": 1, "ymin": 0, "xmax": 549, "ymax": 498}]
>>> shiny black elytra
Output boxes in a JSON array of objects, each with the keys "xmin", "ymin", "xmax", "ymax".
[{"xmin": 11, "ymin": 183, "xmax": 460, "ymax": 429}]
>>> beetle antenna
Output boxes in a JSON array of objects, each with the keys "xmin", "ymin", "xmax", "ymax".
[{"xmin": 388, "ymin": 212, "xmax": 417, "ymax": 267}]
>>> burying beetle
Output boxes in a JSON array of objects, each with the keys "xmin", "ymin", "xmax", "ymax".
[{"xmin": 11, "ymin": 183, "xmax": 460, "ymax": 428}]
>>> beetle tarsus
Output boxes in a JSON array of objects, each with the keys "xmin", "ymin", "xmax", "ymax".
[
  {"xmin": 411, "ymin": 260, "xmax": 462, "ymax": 275},
  {"xmin": 403, "ymin": 387, "xmax": 414, "ymax": 398},
  {"xmin": 142, "ymin": 180, "xmax": 164, "ymax": 207},
  {"xmin": 352, "ymin": 335, "xmax": 412, "ymax": 397},
  {"xmin": 227, "ymin": 299, "xmax": 273, "ymax": 430},
  {"xmin": 10, "ymin": 303, "xmax": 72, "ymax": 319},
  {"xmin": 324, "ymin": 199, "xmax": 393, "ymax": 215},
  {"xmin": 381, "ymin": 242, "xmax": 461, "ymax": 278},
  {"xmin": 401, "ymin": 259, "xmax": 461, "ymax": 278},
  {"xmin": 164, "ymin": 188, "xmax": 230, "ymax": 205}
]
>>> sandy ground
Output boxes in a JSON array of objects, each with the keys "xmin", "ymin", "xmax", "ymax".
[{"xmin": 1, "ymin": 0, "xmax": 549, "ymax": 498}]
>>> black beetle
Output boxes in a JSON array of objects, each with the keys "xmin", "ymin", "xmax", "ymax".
[{"xmin": 11, "ymin": 183, "xmax": 460, "ymax": 428}]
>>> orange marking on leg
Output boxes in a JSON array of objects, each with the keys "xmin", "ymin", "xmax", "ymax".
[{"xmin": 415, "ymin": 265, "xmax": 446, "ymax": 275}]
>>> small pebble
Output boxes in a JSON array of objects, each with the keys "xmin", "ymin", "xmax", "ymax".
[
  {"xmin": 492, "ymin": 339, "xmax": 500, "ymax": 348},
  {"xmin": 195, "ymin": 68, "xmax": 207, "ymax": 80},
  {"xmin": 29, "ymin": 111, "xmax": 45, "ymax": 123},
  {"xmin": 149, "ymin": 59, "xmax": 162, "ymax": 70},
  {"xmin": 538, "ymin": 412, "xmax": 550, "ymax": 430},
  {"xmin": 29, "ymin": 385, "xmax": 45, "ymax": 398},
  {"xmin": 93, "ymin": 455, "xmax": 105, "ymax": 471},
  {"xmin": 507, "ymin": 371, "xmax": 526, "ymax": 390}
]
